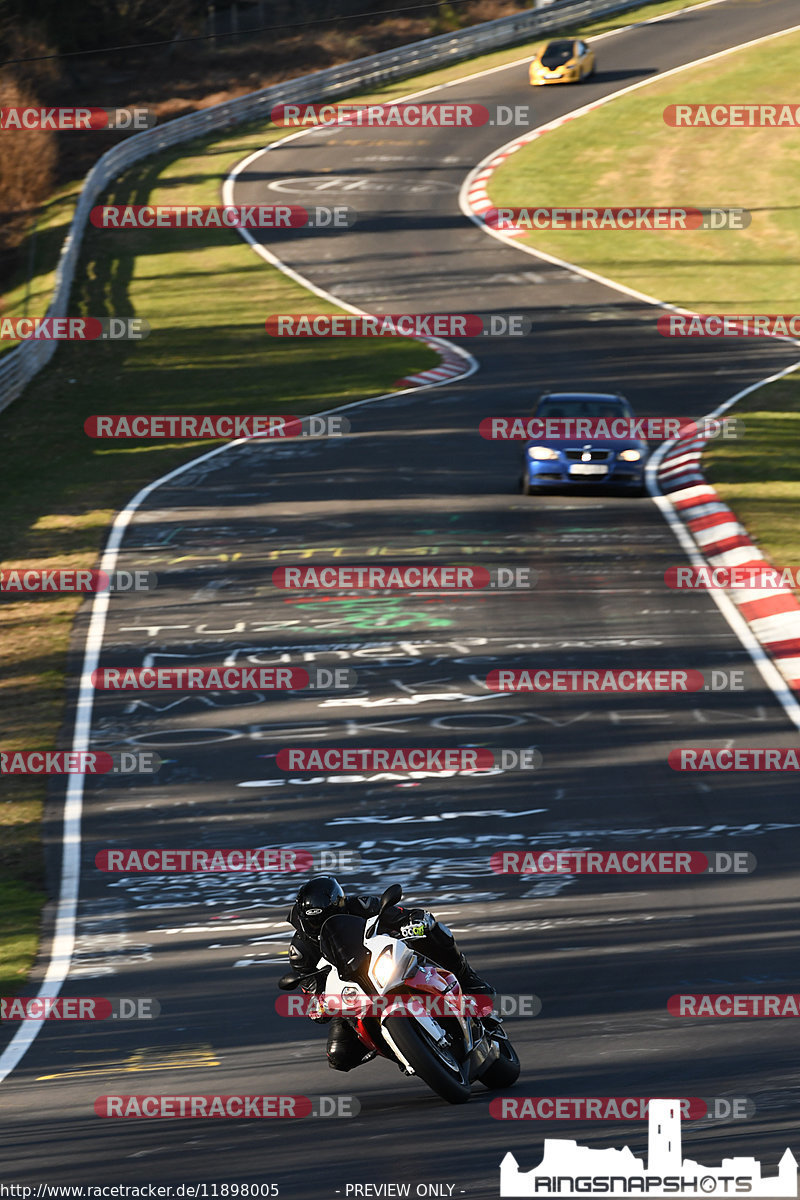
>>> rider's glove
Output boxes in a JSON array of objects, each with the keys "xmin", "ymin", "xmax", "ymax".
[
  {"xmin": 399, "ymin": 909, "xmax": 435, "ymax": 940},
  {"xmin": 307, "ymin": 995, "xmax": 332, "ymax": 1023}
]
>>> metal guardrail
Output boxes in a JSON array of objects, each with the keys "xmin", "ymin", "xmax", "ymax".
[{"xmin": 0, "ymin": 0, "xmax": 655, "ymax": 415}]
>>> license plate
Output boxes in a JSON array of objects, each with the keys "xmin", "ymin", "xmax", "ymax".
[{"xmin": 569, "ymin": 463, "xmax": 608, "ymax": 477}]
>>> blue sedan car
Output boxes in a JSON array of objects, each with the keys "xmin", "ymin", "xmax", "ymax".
[{"xmin": 520, "ymin": 392, "xmax": 648, "ymax": 496}]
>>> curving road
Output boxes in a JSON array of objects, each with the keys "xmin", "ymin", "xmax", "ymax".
[{"xmin": 2, "ymin": 1, "xmax": 800, "ymax": 1195}]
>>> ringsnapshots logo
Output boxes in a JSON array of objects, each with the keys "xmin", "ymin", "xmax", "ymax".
[
  {"xmin": 83, "ymin": 414, "xmax": 348, "ymax": 440},
  {"xmin": 265, "ymin": 314, "xmax": 531, "ymax": 337},
  {"xmin": 498, "ymin": 1098, "xmax": 795, "ymax": 1198}
]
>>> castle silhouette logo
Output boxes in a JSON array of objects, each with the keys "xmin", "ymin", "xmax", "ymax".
[{"xmin": 500, "ymin": 1099, "xmax": 798, "ymax": 1197}]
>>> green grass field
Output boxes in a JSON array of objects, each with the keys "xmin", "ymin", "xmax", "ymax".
[
  {"xmin": 488, "ymin": 29, "xmax": 800, "ymax": 311},
  {"xmin": 703, "ymin": 372, "xmax": 800, "ymax": 570}
]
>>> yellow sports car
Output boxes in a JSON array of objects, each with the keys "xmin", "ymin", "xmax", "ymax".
[{"xmin": 529, "ymin": 38, "xmax": 595, "ymax": 85}]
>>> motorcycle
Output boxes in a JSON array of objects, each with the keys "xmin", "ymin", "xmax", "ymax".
[{"xmin": 278, "ymin": 884, "xmax": 521, "ymax": 1104}]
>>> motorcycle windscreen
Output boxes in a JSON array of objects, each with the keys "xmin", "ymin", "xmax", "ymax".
[{"xmin": 318, "ymin": 914, "xmax": 372, "ymax": 983}]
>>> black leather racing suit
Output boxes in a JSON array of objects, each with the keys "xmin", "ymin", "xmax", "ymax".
[{"xmin": 286, "ymin": 895, "xmax": 467, "ymax": 1071}]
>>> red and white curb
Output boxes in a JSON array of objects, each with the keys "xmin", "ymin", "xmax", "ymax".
[
  {"xmin": 465, "ymin": 105, "xmax": 607, "ymax": 234},
  {"xmin": 657, "ymin": 431, "xmax": 800, "ymax": 692},
  {"xmin": 394, "ymin": 339, "xmax": 471, "ymax": 387}
]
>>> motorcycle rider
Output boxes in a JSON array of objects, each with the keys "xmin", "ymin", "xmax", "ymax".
[{"xmin": 285, "ymin": 875, "xmax": 494, "ymax": 1072}]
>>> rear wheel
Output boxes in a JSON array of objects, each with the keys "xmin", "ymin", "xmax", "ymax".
[
  {"xmin": 479, "ymin": 1034, "xmax": 521, "ymax": 1089},
  {"xmin": 383, "ymin": 1016, "xmax": 471, "ymax": 1104}
]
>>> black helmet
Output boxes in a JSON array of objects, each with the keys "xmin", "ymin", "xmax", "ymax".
[{"xmin": 295, "ymin": 875, "xmax": 346, "ymax": 937}]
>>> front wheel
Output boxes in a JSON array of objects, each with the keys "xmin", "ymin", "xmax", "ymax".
[
  {"xmin": 479, "ymin": 1034, "xmax": 521, "ymax": 1089},
  {"xmin": 383, "ymin": 1016, "xmax": 471, "ymax": 1104}
]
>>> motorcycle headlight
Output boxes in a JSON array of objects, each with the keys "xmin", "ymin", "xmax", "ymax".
[
  {"xmin": 528, "ymin": 445, "xmax": 559, "ymax": 461},
  {"xmin": 372, "ymin": 946, "xmax": 395, "ymax": 989},
  {"xmin": 619, "ymin": 449, "xmax": 642, "ymax": 462}
]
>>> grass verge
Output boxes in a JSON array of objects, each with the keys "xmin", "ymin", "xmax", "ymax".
[
  {"xmin": 488, "ymin": 29, "xmax": 800, "ymax": 311},
  {"xmin": 702, "ymin": 372, "xmax": 800, "ymax": 572}
]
